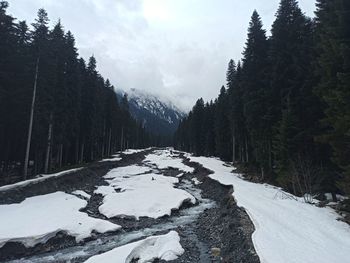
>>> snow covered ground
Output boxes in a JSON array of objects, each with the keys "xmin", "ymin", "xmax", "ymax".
[
  {"xmin": 0, "ymin": 168, "xmax": 83, "ymax": 192},
  {"xmin": 95, "ymin": 165, "xmax": 196, "ymax": 219},
  {"xmin": 188, "ymin": 155, "xmax": 350, "ymax": 263},
  {"xmin": 0, "ymin": 192, "xmax": 120, "ymax": 248},
  {"xmin": 84, "ymin": 231, "xmax": 184, "ymax": 263},
  {"xmin": 99, "ymin": 154, "xmax": 122, "ymax": 162},
  {"xmin": 72, "ymin": 190, "xmax": 91, "ymax": 200},
  {"xmin": 144, "ymin": 149, "xmax": 194, "ymax": 173},
  {"xmin": 121, "ymin": 149, "xmax": 146, "ymax": 155}
]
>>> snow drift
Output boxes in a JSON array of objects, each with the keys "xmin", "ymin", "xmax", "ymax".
[
  {"xmin": 84, "ymin": 231, "xmax": 184, "ymax": 263},
  {"xmin": 188, "ymin": 155, "xmax": 350, "ymax": 263}
]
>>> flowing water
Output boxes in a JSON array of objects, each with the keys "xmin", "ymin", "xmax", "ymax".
[{"xmin": 7, "ymin": 179, "xmax": 215, "ymax": 263}]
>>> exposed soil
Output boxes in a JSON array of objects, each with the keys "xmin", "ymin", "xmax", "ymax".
[
  {"xmin": 0, "ymin": 149, "xmax": 152, "ymax": 205},
  {"xmin": 0, "ymin": 232, "xmax": 77, "ymax": 262},
  {"xmin": 173, "ymin": 155, "xmax": 259, "ymax": 263},
  {"xmin": 0, "ymin": 148, "xmax": 260, "ymax": 263}
]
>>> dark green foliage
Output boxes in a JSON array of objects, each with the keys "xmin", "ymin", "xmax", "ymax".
[
  {"xmin": 215, "ymin": 86, "xmax": 232, "ymax": 160},
  {"xmin": 315, "ymin": 0, "xmax": 350, "ymax": 194},
  {"xmin": 269, "ymin": 0, "xmax": 321, "ymax": 188},
  {"xmin": 175, "ymin": 0, "xmax": 350, "ymax": 195},
  {"xmin": 0, "ymin": 2, "xmax": 151, "ymax": 182},
  {"xmin": 241, "ymin": 11, "xmax": 271, "ymax": 174}
]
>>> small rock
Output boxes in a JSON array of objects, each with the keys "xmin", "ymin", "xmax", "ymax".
[{"xmin": 211, "ymin": 247, "xmax": 221, "ymax": 257}]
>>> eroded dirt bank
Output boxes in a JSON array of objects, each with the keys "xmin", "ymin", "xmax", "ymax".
[{"xmin": 172, "ymin": 155, "xmax": 259, "ymax": 263}]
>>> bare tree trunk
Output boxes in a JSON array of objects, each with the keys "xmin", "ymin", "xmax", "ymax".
[
  {"xmin": 80, "ymin": 142, "xmax": 84, "ymax": 164},
  {"xmin": 120, "ymin": 127, "xmax": 124, "ymax": 151},
  {"xmin": 245, "ymin": 136, "xmax": 249, "ymax": 163},
  {"xmin": 44, "ymin": 112, "xmax": 53, "ymax": 174},
  {"xmin": 34, "ymin": 148, "xmax": 38, "ymax": 176},
  {"xmin": 232, "ymin": 123, "xmax": 236, "ymax": 163},
  {"xmin": 107, "ymin": 128, "xmax": 112, "ymax": 156},
  {"xmin": 102, "ymin": 120, "xmax": 106, "ymax": 157},
  {"xmin": 268, "ymin": 139, "xmax": 272, "ymax": 169},
  {"xmin": 59, "ymin": 144, "xmax": 63, "ymax": 168},
  {"xmin": 75, "ymin": 139, "xmax": 79, "ymax": 164},
  {"xmin": 23, "ymin": 57, "xmax": 39, "ymax": 180}
]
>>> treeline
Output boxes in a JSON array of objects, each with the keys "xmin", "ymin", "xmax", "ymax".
[
  {"xmin": 175, "ymin": 0, "xmax": 350, "ymax": 197},
  {"xmin": 0, "ymin": 2, "xmax": 151, "ymax": 183}
]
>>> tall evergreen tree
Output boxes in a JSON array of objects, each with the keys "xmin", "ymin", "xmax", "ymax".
[
  {"xmin": 191, "ymin": 98, "xmax": 205, "ymax": 156},
  {"xmin": 270, "ymin": 0, "xmax": 318, "ymax": 189},
  {"xmin": 0, "ymin": 1, "xmax": 23, "ymax": 172},
  {"xmin": 215, "ymin": 86, "xmax": 231, "ymax": 160},
  {"xmin": 241, "ymin": 11, "xmax": 271, "ymax": 176},
  {"xmin": 226, "ymin": 60, "xmax": 238, "ymax": 162},
  {"xmin": 315, "ymin": 0, "xmax": 350, "ymax": 194}
]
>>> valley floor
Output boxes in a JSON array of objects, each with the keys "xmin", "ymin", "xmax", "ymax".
[{"xmin": 0, "ymin": 148, "xmax": 349, "ymax": 262}]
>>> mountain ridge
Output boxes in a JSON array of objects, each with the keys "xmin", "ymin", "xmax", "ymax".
[{"xmin": 116, "ymin": 88, "xmax": 186, "ymax": 139}]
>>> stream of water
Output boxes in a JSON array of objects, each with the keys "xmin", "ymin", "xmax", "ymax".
[{"xmin": 7, "ymin": 179, "xmax": 215, "ymax": 263}]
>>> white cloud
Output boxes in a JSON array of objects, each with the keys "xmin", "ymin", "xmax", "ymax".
[{"xmin": 8, "ymin": 0, "xmax": 316, "ymax": 111}]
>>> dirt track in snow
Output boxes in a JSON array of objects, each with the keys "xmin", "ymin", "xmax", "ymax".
[{"xmin": 0, "ymin": 148, "xmax": 259, "ymax": 263}]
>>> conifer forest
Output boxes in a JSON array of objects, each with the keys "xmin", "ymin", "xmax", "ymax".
[
  {"xmin": 0, "ymin": 2, "xmax": 152, "ymax": 183},
  {"xmin": 175, "ymin": 0, "xmax": 350, "ymax": 197}
]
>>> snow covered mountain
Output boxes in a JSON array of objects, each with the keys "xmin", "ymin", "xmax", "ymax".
[{"xmin": 117, "ymin": 89, "xmax": 185, "ymax": 137}]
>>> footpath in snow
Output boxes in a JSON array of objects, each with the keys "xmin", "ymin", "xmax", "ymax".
[{"xmin": 188, "ymin": 154, "xmax": 350, "ymax": 263}]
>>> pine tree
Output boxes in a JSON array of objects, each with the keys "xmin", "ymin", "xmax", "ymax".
[
  {"xmin": 241, "ymin": 10, "xmax": 271, "ymax": 177},
  {"xmin": 0, "ymin": 1, "xmax": 23, "ymax": 173},
  {"xmin": 228, "ymin": 61, "xmax": 248, "ymax": 163},
  {"xmin": 191, "ymin": 98, "xmax": 205, "ymax": 156},
  {"xmin": 30, "ymin": 8, "xmax": 51, "ymax": 173},
  {"xmin": 315, "ymin": 0, "xmax": 350, "ymax": 194},
  {"xmin": 215, "ymin": 86, "xmax": 231, "ymax": 160},
  {"xmin": 226, "ymin": 60, "xmax": 238, "ymax": 162},
  {"xmin": 270, "ymin": 0, "xmax": 318, "ymax": 189},
  {"xmin": 63, "ymin": 31, "xmax": 80, "ymax": 163},
  {"xmin": 203, "ymin": 101, "xmax": 216, "ymax": 156}
]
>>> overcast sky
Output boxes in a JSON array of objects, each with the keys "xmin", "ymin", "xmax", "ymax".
[{"xmin": 8, "ymin": 0, "xmax": 316, "ymax": 111}]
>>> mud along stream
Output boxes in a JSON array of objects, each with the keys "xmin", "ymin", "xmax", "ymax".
[{"xmin": 0, "ymin": 148, "xmax": 259, "ymax": 263}]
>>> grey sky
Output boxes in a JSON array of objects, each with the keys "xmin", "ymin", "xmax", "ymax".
[{"xmin": 8, "ymin": 0, "xmax": 316, "ymax": 111}]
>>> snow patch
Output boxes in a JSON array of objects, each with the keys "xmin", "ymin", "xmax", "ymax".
[
  {"xmin": 95, "ymin": 171, "xmax": 196, "ymax": 219},
  {"xmin": 0, "ymin": 168, "xmax": 83, "ymax": 192},
  {"xmin": 84, "ymin": 231, "xmax": 184, "ymax": 263},
  {"xmin": 325, "ymin": 193, "xmax": 347, "ymax": 202},
  {"xmin": 99, "ymin": 154, "xmax": 122, "ymax": 162},
  {"xmin": 103, "ymin": 165, "xmax": 152, "ymax": 179},
  {"xmin": 144, "ymin": 149, "xmax": 194, "ymax": 173},
  {"xmin": 191, "ymin": 178, "xmax": 201, "ymax": 185},
  {"xmin": 72, "ymin": 190, "xmax": 91, "ymax": 200},
  {"xmin": 0, "ymin": 192, "xmax": 120, "ymax": 248},
  {"xmin": 122, "ymin": 149, "xmax": 144, "ymax": 155}
]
